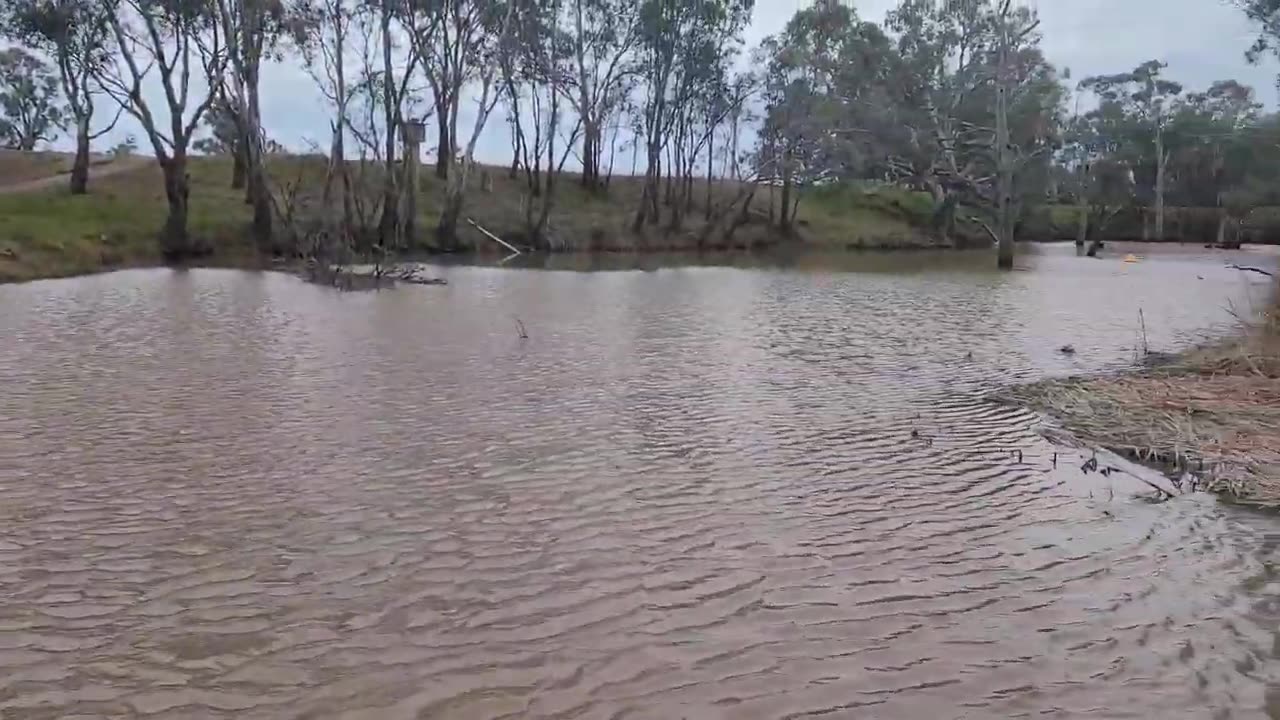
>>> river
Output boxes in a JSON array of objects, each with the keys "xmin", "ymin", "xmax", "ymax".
[{"xmin": 2, "ymin": 243, "xmax": 1279, "ymax": 719}]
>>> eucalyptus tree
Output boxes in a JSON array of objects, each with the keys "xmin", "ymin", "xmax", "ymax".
[
  {"xmin": 756, "ymin": 0, "xmax": 896, "ymax": 231},
  {"xmin": 565, "ymin": 0, "xmax": 641, "ymax": 191},
  {"xmin": 1080, "ymin": 61, "xmax": 1183, "ymax": 241},
  {"xmin": 1166, "ymin": 80, "xmax": 1263, "ymax": 241},
  {"xmin": 988, "ymin": 0, "xmax": 1046, "ymax": 268},
  {"xmin": 498, "ymin": 0, "xmax": 582, "ymax": 246},
  {"xmin": 289, "ymin": 0, "xmax": 361, "ymax": 234},
  {"xmin": 630, "ymin": 0, "xmax": 752, "ymax": 230},
  {"xmin": 2, "ymin": 0, "xmax": 116, "ymax": 192},
  {"xmin": 0, "ymin": 48, "xmax": 66, "ymax": 151},
  {"xmin": 97, "ymin": 0, "xmax": 227, "ymax": 260},
  {"xmin": 881, "ymin": 0, "xmax": 1055, "ymax": 264},
  {"xmin": 430, "ymin": 0, "xmax": 518, "ymax": 248},
  {"xmin": 212, "ymin": 0, "xmax": 289, "ymax": 252}
]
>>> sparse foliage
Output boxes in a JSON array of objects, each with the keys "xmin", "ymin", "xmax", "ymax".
[{"xmin": 0, "ymin": 47, "xmax": 67, "ymax": 151}]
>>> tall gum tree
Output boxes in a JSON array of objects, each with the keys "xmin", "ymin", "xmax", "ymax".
[{"xmin": 98, "ymin": 0, "xmax": 227, "ymax": 260}]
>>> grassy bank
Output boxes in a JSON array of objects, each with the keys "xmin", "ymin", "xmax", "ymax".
[
  {"xmin": 0, "ymin": 152, "xmax": 968, "ymax": 283},
  {"xmin": 1004, "ymin": 290, "xmax": 1280, "ymax": 507},
  {"xmin": 1022, "ymin": 204, "xmax": 1280, "ymax": 245}
]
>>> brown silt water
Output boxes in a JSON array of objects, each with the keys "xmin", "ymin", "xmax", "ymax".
[{"xmin": 3, "ymin": 244, "xmax": 1280, "ymax": 719}]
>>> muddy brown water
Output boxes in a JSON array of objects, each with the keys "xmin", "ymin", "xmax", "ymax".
[{"xmin": 2, "ymin": 243, "xmax": 1280, "ymax": 719}]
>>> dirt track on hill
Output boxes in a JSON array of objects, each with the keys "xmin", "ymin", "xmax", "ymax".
[{"xmin": 0, "ymin": 156, "xmax": 150, "ymax": 195}]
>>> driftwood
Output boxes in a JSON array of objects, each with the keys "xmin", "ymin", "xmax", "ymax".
[
  {"xmin": 467, "ymin": 217, "xmax": 522, "ymax": 255},
  {"xmin": 389, "ymin": 265, "xmax": 448, "ymax": 285},
  {"xmin": 302, "ymin": 261, "xmax": 446, "ymax": 290}
]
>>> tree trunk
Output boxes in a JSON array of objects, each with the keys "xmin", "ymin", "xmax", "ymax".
[
  {"xmin": 724, "ymin": 187, "xmax": 756, "ymax": 244},
  {"xmin": 232, "ymin": 144, "xmax": 247, "ymax": 190},
  {"xmin": 436, "ymin": 192, "xmax": 462, "ymax": 251},
  {"xmin": 328, "ymin": 8, "xmax": 352, "ymax": 246},
  {"xmin": 404, "ymin": 143, "xmax": 419, "ymax": 248},
  {"xmin": 927, "ymin": 182, "xmax": 952, "ymax": 244},
  {"xmin": 633, "ymin": 132, "xmax": 663, "ymax": 230},
  {"xmin": 160, "ymin": 155, "xmax": 193, "ymax": 261},
  {"xmin": 245, "ymin": 69, "xmax": 275, "ymax": 254},
  {"xmin": 435, "ymin": 119, "xmax": 452, "ymax": 180},
  {"xmin": 704, "ymin": 131, "xmax": 715, "ymax": 221},
  {"xmin": 70, "ymin": 118, "xmax": 91, "ymax": 195},
  {"xmin": 1075, "ymin": 202, "xmax": 1088, "ymax": 247},
  {"xmin": 581, "ymin": 119, "xmax": 599, "ymax": 189},
  {"xmin": 375, "ymin": 0, "xmax": 401, "ymax": 248},
  {"xmin": 779, "ymin": 156, "xmax": 793, "ymax": 233},
  {"xmin": 995, "ymin": 40, "xmax": 1014, "ymax": 270},
  {"xmin": 1154, "ymin": 123, "xmax": 1166, "ymax": 242}
]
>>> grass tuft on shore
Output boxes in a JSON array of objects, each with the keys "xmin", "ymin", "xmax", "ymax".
[{"xmin": 1005, "ymin": 298, "xmax": 1280, "ymax": 506}]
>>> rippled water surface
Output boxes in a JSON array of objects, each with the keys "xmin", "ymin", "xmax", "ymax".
[{"xmin": 3, "ymin": 244, "xmax": 1280, "ymax": 719}]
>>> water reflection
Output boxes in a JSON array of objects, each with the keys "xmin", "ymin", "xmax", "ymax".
[{"xmin": 1, "ymin": 246, "xmax": 1279, "ymax": 718}]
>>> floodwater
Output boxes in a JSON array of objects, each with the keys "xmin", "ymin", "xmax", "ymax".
[{"xmin": 2, "ymin": 243, "xmax": 1280, "ymax": 719}]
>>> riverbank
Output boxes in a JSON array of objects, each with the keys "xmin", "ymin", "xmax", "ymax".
[
  {"xmin": 1024, "ymin": 205, "xmax": 1280, "ymax": 246},
  {"xmin": 1003, "ymin": 286, "xmax": 1280, "ymax": 507},
  {"xmin": 0, "ymin": 152, "xmax": 980, "ymax": 283}
]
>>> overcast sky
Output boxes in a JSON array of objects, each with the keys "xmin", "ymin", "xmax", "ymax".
[{"xmin": 94, "ymin": 0, "xmax": 1280, "ymax": 164}]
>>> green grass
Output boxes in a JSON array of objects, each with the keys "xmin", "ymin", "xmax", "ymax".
[
  {"xmin": 800, "ymin": 184, "xmax": 990, "ymax": 248},
  {"xmin": 0, "ymin": 156, "xmax": 261, "ymax": 282},
  {"xmin": 0, "ymin": 152, "xmax": 960, "ymax": 283},
  {"xmin": 802, "ymin": 185, "xmax": 934, "ymax": 248}
]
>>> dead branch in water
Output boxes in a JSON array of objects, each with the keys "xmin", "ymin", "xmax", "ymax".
[
  {"xmin": 302, "ymin": 261, "xmax": 446, "ymax": 290},
  {"xmin": 388, "ymin": 265, "xmax": 447, "ymax": 285},
  {"xmin": 513, "ymin": 316, "xmax": 529, "ymax": 339},
  {"xmin": 1229, "ymin": 265, "xmax": 1275, "ymax": 277}
]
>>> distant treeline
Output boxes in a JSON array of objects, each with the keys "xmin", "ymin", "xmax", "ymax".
[{"xmin": 5, "ymin": 0, "xmax": 1280, "ymax": 266}]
